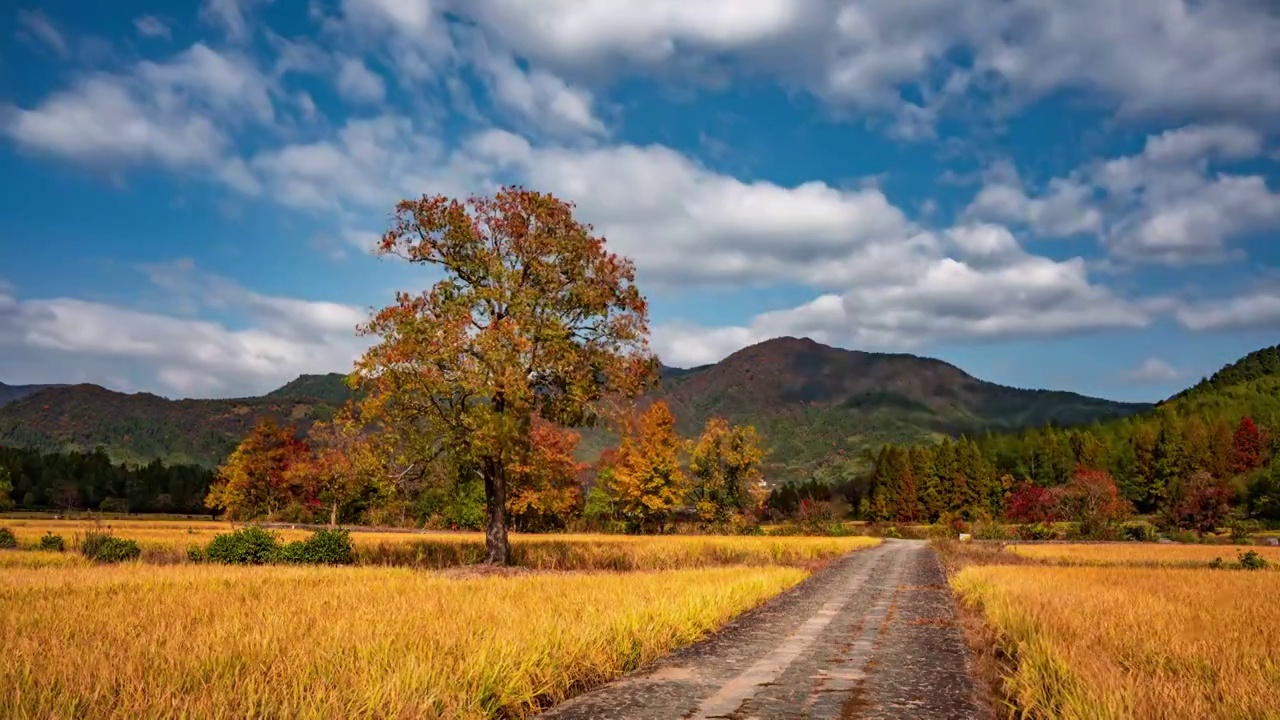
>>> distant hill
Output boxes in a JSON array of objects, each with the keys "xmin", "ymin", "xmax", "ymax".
[
  {"xmin": 1166, "ymin": 343, "xmax": 1280, "ymax": 405},
  {"xmin": 0, "ymin": 337, "xmax": 1150, "ymax": 478},
  {"xmin": 0, "ymin": 382, "xmax": 61, "ymax": 407},
  {"xmin": 264, "ymin": 373, "xmax": 356, "ymax": 405},
  {"xmin": 652, "ymin": 337, "xmax": 1149, "ymax": 478},
  {"xmin": 0, "ymin": 384, "xmax": 336, "ymax": 466}
]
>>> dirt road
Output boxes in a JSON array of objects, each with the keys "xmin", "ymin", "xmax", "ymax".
[{"xmin": 539, "ymin": 539, "xmax": 986, "ymax": 719}]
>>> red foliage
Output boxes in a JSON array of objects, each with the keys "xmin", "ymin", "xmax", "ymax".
[
  {"xmin": 1059, "ymin": 467, "xmax": 1130, "ymax": 534},
  {"xmin": 1232, "ymin": 416, "xmax": 1269, "ymax": 474},
  {"xmin": 1003, "ymin": 481, "xmax": 1061, "ymax": 523},
  {"xmin": 1165, "ymin": 471, "xmax": 1234, "ymax": 534}
]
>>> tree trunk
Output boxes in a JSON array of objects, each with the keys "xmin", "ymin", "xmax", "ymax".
[
  {"xmin": 330, "ymin": 502, "xmax": 338, "ymax": 527},
  {"xmin": 484, "ymin": 460, "xmax": 511, "ymax": 565}
]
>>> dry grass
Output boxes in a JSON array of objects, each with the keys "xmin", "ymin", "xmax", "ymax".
[
  {"xmin": 1006, "ymin": 542, "xmax": 1280, "ymax": 568},
  {"xmin": 0, "ymin": 519, "xmax": 878, "ymax": 570},
  {"xmin": 0, "ymin": 549, "xmax": 87, "ymax": 569},
  {"xmin": 953, "ymin": 564, "xmax": 1280, "ymax": 719},
  {"xmin": 1, "ymin": 562, "xmax": 805, "ymax": 718}
]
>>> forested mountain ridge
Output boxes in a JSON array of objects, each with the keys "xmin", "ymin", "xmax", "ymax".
[
  {"xmin": 861, "ymin": 342, "xmax": 1280, "ymax": 525},
  {"xmin": 0, "ymin": 381, "xmax": 61, "ymax": 407},
  {"xmin": 0, "ymin": 337, "xmax": 1146, "ymax": 481},
  {"xmin": 0, "ymin": 383, "xmax": 336, "ymax": 466}
]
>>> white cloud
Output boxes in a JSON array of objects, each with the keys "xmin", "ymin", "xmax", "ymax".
[
  {"xmin": 1175, "ymin": 288, "xmax": 1280, "ymax": 332},
  {"xmin": 967, "ymin": 124, "xmax": 1280, "ymax": 265},
  {"xmin": 0, "ymin": 264, "xmax": 369, "ymax": 397},
  {"xmin": 3, "ymin": 43, "xmax": 276, "ymax": 172},
  {"xmin": 470, "ymin": 42, "xmax": 607, "ymax": 138},
  {"xmin": 335, "ymin": 57, "xmax": 387, "ymax": 104},
  {"xmin": 17, "ymin": 9, "xmax": 69, "ymax": 58},
  {"xmin": 199, "ymin": 0, "xmax": 268, "ymax": 43},
  {"xmin": 1124, "ymin": 358, "xmax": 1184, "ymax": 383},
  {"xmin": 3, "ymin": 75, "xmax": 227, "ymax": 167},
  {"xmin": 133, "ymin": 15, "xmax": 171, "ymax": 39}
]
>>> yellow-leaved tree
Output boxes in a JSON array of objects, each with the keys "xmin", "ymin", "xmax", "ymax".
[
  {"xmin": 609, "ymin": 400, "xmax": 685, "ymax": 532},
  {"xmin": 688, "ymin": 417, "xmax": 766, "ymax": 522}
]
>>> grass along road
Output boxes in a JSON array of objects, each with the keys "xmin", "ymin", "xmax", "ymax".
[
  {"xmin": 953, "ymin": 564, "xmax": 1280, "ymax": 719},
  {"xmin": 0, "ymin": 563, "xmax": 808, "ymax": 719}
]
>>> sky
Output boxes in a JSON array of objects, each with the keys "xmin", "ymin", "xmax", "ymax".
[{"xmin": 0, "ymin": 1, "xmax": 1278, "ymax": 403}]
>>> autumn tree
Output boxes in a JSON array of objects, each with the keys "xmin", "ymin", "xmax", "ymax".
[
  {"xmin": 1233, "ymin": 416, "xmax": 1269, "ymax": 474},
  {"xmin": 609, "ymin": 401, "xmax": 685, "ymax": 532},
  {"xmin": 1162, "ymin": 471, "xmax": 1233, "ymax": 534},
  {"xmin": 352, "ymin": 188, "xmax": 654, "ymax": 563},
  {"xmin": 688, "ymin": 417, "xmax": 765, "ymax": 522},
  {"xmin": 1059, "ymin": 468, "xmax": 1130, "ymax": 537},
  {"xmin": 285, "ymin": 417, "xmax": 380, "ymax": 526},
  {"xmin": 507, "ymin": 418, "xmax": 585, "ymax": 531},
  {"xmin": 206, "ymin": 418, "xmax": 312, "ymax": 520},
  {"xmin": 1003, "ymin": 480, "xmax": 1060, "ymax": 523}
]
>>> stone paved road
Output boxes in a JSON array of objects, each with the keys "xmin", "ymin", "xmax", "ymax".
[{"xmin": 538, "ymin": 539, "xmax": 987, "ymax": 720}]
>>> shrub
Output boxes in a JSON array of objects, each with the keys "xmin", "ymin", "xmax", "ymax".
[
  {"xmin": 206, "ymin": 526, "xmax": 280, "ymax": 565},
  {"xmin": 81, "ymin": 532, "xmax": 141, "ymax": 563},
  {"xmin": 1121, "ymin": 521, "xmax": 1158, "ymax": 542},
  {"xmin": 1017, "ymin": 522, "xmax": 1057, "ymax": 541},
  {"xmin": 1168, "ymin": 529, "xmax": 1201, "ymax": 544},
  {"xmin": 1209, "ymin": 556, "xmax": 1226, "ymax": 570},
  {"xmin": 1238, "ymin": 550, "xmax": 1268, "ymax": 570},
  {"xmin": 186, "ymin": 544, "xmax": 206, "ymax": 563},
  {"xmin": 37, "ymin": 532, "xmax": 66, "ymax": 552},
  {"xmin": 1229, "ymin": 518, "xmax": 1260, "ymax": 544},
  {"xmin": 973, "ymin": 521, "xmax": 1011, "ymax": 541},
  {"xmin": 882, "ymin": 526, "xmax": 903, "ymax": 539},
  {"xmin": 0, "ymin": 527, "xmax": 17, "ymax": 549},
  {"xmin": 98, "ymin": 497, "xmax": 130, "ymax": 514},
  {"xmin": 276, "ymin": 529, "xmax": 355, "ymax": 565}
]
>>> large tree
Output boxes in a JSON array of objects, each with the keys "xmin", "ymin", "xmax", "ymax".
[{"xmin": 353, "ymin": 188, "xmax": 655, "ymax": 563}]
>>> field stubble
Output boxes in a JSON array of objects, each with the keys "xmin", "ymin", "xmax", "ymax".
[
  {"xmin": 1, "ymin": 562, "xmax": 811, "ymax": 718},
  {"xmin": 0, "ymin": 519, "xmax": 878, "ymax": 570}
]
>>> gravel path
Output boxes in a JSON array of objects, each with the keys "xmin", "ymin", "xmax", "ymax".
[{"xmin": 538, "ymin": 539, "xmax": 986, "ymax": 720}]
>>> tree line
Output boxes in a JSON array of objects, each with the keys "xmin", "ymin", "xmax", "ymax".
[
  {"xmin": 0, "ymin": 445, "xmax": 215, "ymax": 514},
  {"xmin": 201, "ymin": 400, "xmax": 767, "ymax": 534}
]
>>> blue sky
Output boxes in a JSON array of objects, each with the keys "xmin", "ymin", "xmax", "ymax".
[{"xmin": 1, "ymin": 0, "xmax": 1278, "ymax": 402}]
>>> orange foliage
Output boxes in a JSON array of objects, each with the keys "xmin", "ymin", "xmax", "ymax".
[
  {"xmin": 608, "ymin": 401, "xmax": 686, "ymax": 532},
  {"xmin": 507, "ymin": 418, "xmax": 585, "ymax": 531}
]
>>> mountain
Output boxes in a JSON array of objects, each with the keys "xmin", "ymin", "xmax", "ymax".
[
  {"xmin": 653, "ymin": 337, "xmax": 1149, "ymax": 478},
  {"xmin": 265, "ymin": 373, "xmax": 356, "ymax": 405},
  {"xmin": 0, "ymin": 384, "xmax": 337, "ymax": 466},
  {"xmin": 0, "ymin": 382, "xmax": 61, "ymax": 407},
  {"xmin": 0, "ymin": 337, "xmax": 1149, "ymax": 478}
]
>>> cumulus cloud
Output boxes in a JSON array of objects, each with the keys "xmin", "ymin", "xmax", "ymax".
[
  {"xmin": 1124, "ymin": 358, "xmax": 1184, "ymax": 384},
  {"xmin": 335, "ymin": 57, "xmax": 387, "ymax": 104},
  {"xmin": 3, "ymin": 43, "xmax": 275, "ymax": 171},
  {"xmin": 1175, "ymin": 287, "xmax": 1280, "ymax": 332},
  {"xmin": 0, "ymin": 265, "xmax": 369, "ymax": 397},
  {"xmin": 470, "ymin": 42, "xmax": 607, "ymax": 138},
  {"xmin": 199, "ymin": 0, "xmax": 268, "ymax": 43},
  {"xmin": 966, "ymin": 124, "xmax": 1280, "ymax": 265}
]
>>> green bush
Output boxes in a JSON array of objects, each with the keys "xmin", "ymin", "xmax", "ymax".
[
  {"xmin": 0, "ymin": 527, "xmax": 17, "ymax": 549},
  {"xmin": 206, "ymin": 526, "xmax": 280, "ymax": 565},
  {"xmin": 882, "ymin": 526, "xmax": 903, "ymax": 539},
  {"xmin": 1209, "ymin": 556, "xmax": 1226, "ymax": 569},
  {"xmin": 1238, "ymin": 550, "xmax": 1268, "ymax": 570},
  {"xmin": 1018, "ymin": 522, "xmax": 1057, "ymax": 541},
  {"xmin": 37, "ymin": 532, "xmax": 66, "ymax": 552},
  {"xmin": 186, "ymin": 544, "xmax": 206, "ymax": 563},
  {"xmin": 98, "ymin": 497, "xmax": 130, "ymax": 514},
  {"xmin": 276, "ymin": 529, "xmax": 355, "ymax": 565},
  {"xmin": 1121, "ymin": 521, "xmax": 1157, "ymax": 542},
  {"xmin": 1229, "ymin": 518, "xmax": 1260, "ymax": 544},
  {"xmin": 1167, "ymin": 529, "xmax": 1202, "ymax": 544},
  {"xmin": 81, "ymin": 532, "xmax": 141, "ymax": 563},
  {"xmin": 973, "ymin": 521, "xmax": 1011, "ymax": 541}
]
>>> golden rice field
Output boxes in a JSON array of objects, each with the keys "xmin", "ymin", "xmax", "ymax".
[
  {"xmin": 0, "ymin": 518, "xmax": 878, "ymax": 570},
  {"xmin": 0, "ymin": 562, "xmax": 806, "ymax": 718},
  {"xmin": 1006, "ymin": 542, "xmax": 1280, "ymax": 568},
  {"xmin": 953, "ymin": 564, "xmax": 1280, "ymax": 720}
]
